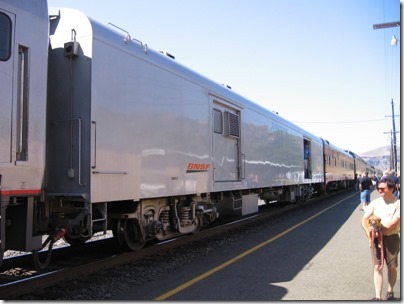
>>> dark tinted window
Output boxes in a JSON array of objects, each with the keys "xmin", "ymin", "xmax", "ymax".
[
  {"xmin": 0, "ymin": 12, "xmax": 12, "ymax": 60},
  {"xmin": 213, "ymin": 109, "xmax": 223, "ymax": 134}
]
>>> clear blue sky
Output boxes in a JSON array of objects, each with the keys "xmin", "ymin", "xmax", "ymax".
[{"xmin": 48, "ymin": 0, "xmax": 400, "ymax": 155}]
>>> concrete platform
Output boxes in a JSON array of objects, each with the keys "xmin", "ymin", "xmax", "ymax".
[{"xmin": 112, "ymin": 190, "xmax": 400, "ymax": 301}]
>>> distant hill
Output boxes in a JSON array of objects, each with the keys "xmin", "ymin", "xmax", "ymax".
[{"xmin": 360, "ymin": 145, "xmax": 401, "ymax": 173}]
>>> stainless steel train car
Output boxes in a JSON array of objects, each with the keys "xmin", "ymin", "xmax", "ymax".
[
  {"xmin": 0, "ymin": 0, "xmax": 373, "ymax": 267},
  {"xmin": 323, "ymin": 140, "xmax": 355, "ymax": 191},
  {"xmin": 346, "ymin": 150, "xmax": 375, "ymax": 177}
]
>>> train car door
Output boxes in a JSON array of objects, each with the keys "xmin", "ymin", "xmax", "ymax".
[
  {"xmin": 303, "ymin": 139, "xmax": 312, "ymax": 178},
  {"xmin": 212, "ymin": 100, "xmax": 240, "ymax": 182},
  {"xmin": 0, "ymin": 10, "xmax": 13, "ymax": 163}
]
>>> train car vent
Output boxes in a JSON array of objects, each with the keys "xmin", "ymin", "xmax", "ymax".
[{"xmin": 224, "ymin": 111, "xmax": 240, "ymax": 138}]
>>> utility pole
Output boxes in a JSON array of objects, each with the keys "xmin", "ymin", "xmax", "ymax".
[
  {"xmin": 384, "ymin": 129, "xmax": 395, "ymax": 171},
  {"xmin": 383, "ymin": 100, "xmax": 400, "ymax": 172},
  {"xmin": 387, "ymin": 99, "xmax": 399, "ymax": 172},
  {"xmin": 390, "ymin": 130, "xmax": 394, "ymax": 170}
]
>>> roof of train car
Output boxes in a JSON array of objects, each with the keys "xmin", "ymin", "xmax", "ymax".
[
  {"xmin": 345, "ymin": 149, "xmax": 367, "ymax": 161},
  {"xmin": 321, "ymin": 138, "xmax": 353, "ymax": 158},
  {"xmin": 50, "ymin": 7, "xmax": 323, "ymax": 145}
]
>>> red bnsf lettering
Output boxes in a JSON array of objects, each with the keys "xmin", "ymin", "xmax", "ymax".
[{"xmin": 186, "ymin": 163, "xmax": 210, "ymax": 172}]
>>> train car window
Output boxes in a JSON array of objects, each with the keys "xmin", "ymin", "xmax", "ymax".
[
  {"xmin": 0, "ymin": 12, "xmax": 12, "ymax": 61},
  {"xmin": 213, "ymin": 109, "xmax": 223, "ymax": 134}
]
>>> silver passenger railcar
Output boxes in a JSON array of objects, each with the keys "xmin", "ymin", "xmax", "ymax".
[
  {"xmin": 0, "ymin": 0, "xmax": 363, "ymax": 267},
  {"xmin": 45, "ymin": 6, "xmax": 324, "ymax": 250}
]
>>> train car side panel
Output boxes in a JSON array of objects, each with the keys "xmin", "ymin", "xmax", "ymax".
[
  {"xmin": 240, "ymin": 107, "xmax": 324, "ymax": 201},
  {"xmin": 90, "ymin": 31, "xmax": 212, "ymax": 202},
  {"xmin": 0, "ymin": 0, "xmax": 49, "ymax": 194},
  {"xmin": 0, "ymin": 6, "xmax": 13, "ymax": 163},
  {"xmin": 47, "ymin": 8, "xmax": 213, "ymax": 203},
  {"xmin": 0, "ymin": 0, "xmax": 49, "ymax": 253}
]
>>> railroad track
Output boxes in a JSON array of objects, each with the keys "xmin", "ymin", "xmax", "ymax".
[{"xmin": 0, "ymin": 190, "xmax": 352, "ymax": 299}]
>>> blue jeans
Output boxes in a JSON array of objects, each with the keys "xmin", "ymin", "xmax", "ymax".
[{"xmin": 360, "ymin": 189, "xmax": 370, "ymax": 203}]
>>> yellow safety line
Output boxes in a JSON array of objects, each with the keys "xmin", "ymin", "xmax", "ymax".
[{"xmin": 155, "ymin": 192, "xmax": 357, "ymax": 300}]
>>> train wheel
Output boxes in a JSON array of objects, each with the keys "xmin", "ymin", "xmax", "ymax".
[
  {"xmin": 114, "ymin": 219, "xmax": 131, "ymax": 251},
  {"xmin": 191, "ymin": 214, "xmax": 203, "ymax": 234},
  {"xmin": 123, "ymin": 219, "xmax": 145, "ymax": 251}
]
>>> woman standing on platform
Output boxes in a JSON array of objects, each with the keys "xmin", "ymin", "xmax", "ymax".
[{"xmin": 361, "ymin": 177, "xmax": 400, "ymax": 301}]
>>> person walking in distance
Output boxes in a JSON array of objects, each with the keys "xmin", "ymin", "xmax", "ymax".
[
  {"xmin": 303, "ymin": 142, "xmax": 310, "ymax": 178},
  {"xmin": 359, "ymin": 171, "xmax": 373, "ymax": 211},
  {"xmin": 361, "ymin": 176, "xmax": 400, "ymax": 301}
]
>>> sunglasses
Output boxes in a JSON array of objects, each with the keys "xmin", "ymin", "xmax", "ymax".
[{"xmin": 377, "ymin": 187, "xmax": 388, "ymax": 191}]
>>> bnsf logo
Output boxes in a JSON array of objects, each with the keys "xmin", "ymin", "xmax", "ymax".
[{"xmin": 186, "ymin": 163, "xmax": 210, "ymax": 173}]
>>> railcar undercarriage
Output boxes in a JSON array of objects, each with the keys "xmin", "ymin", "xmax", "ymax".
[
  {"xmin": 259, "ymin": 183, "xmax": 320, "ymax": 204},
  {"xmin": 0, "ymin": 185, "xmax": 324, "ymax": 269},
  {"xmin": 108, "ymin": 195, "xmax": 219, "ymax": 251}
]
